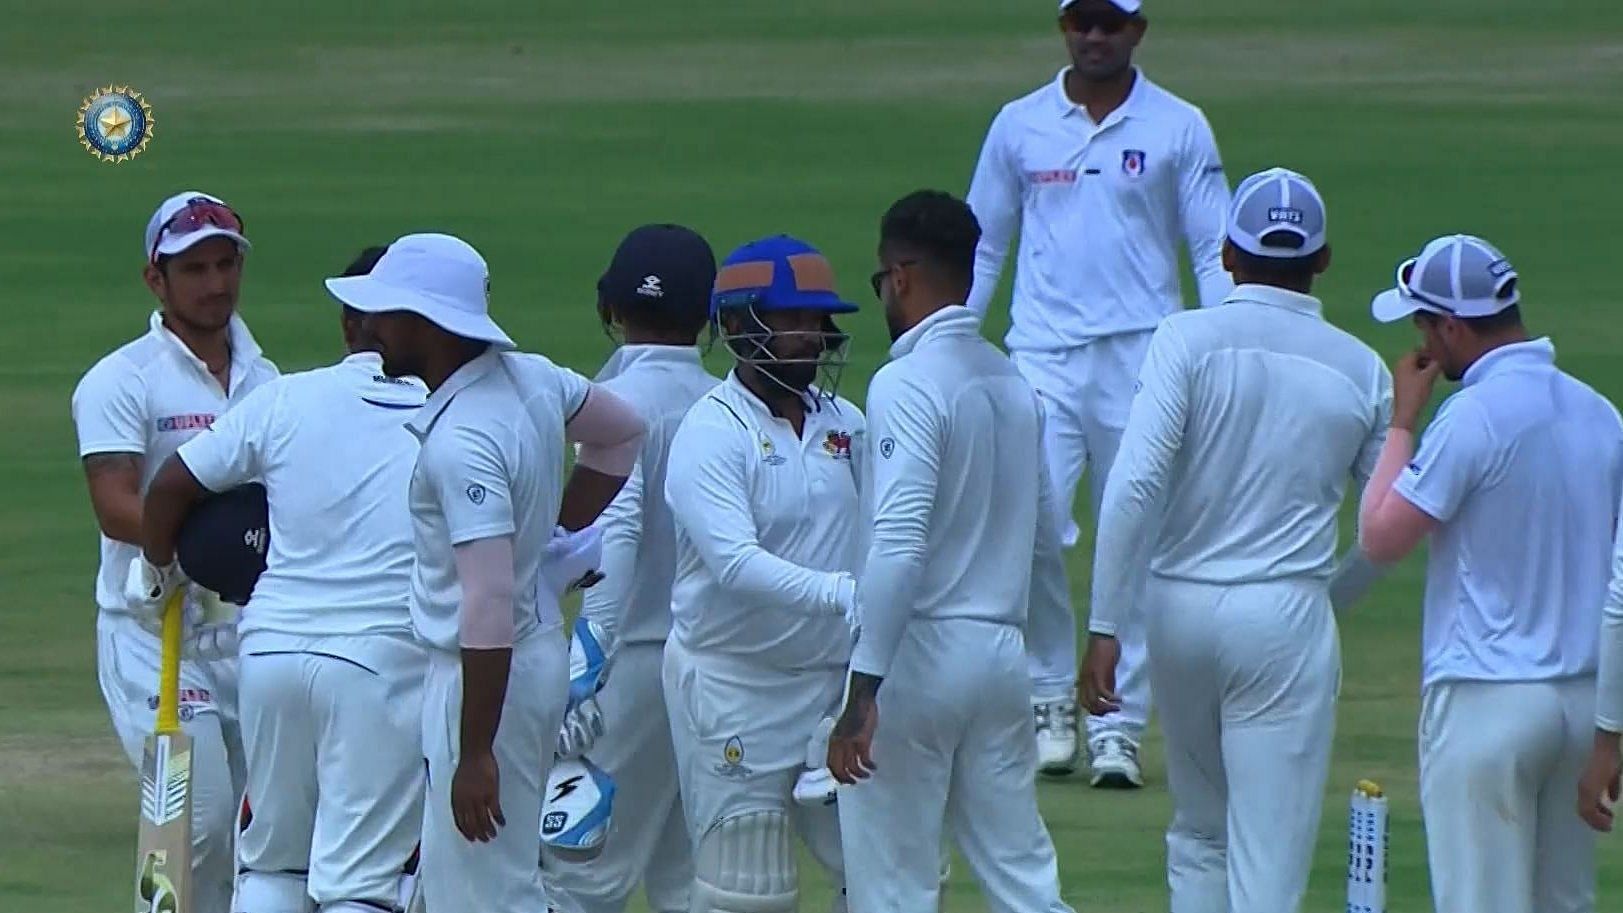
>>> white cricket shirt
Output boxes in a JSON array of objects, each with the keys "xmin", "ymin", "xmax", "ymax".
[
  {"xmin": 71, "ymin": 310, "xmax": 279, "ymax": 614},
  {"xmin": 1090, "ymin": 285, "xmax": 1391, "ymax": 635},
  {"xmin": 582, "ymin": 345, "xmax": 719, "ymax": 646},
  {"xmin": 177, "ymin": 352, "xmax": 425, "ymax": 660},
  {"xmin": 665, "ymin": 372, "xmax": 865, "ymax": 671},
  {"xmin": 965, "ymin": 67, "xmax": 1233, "ymax": 349},
  {"xmin": 1393, "ymin": 338, "xmax": 1622, "ymax": 689},
  {"xmin": 406, "ymin": 349, "xmax": 591, "ymax": 653},
  {"xmin": 851, "ymin": 307, "xmax": 1071, "ymax": 678}
]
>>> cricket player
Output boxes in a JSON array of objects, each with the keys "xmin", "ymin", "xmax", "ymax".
[
  {"xmin": 827, "ymin": 190, "xmax": 1072, "ymax": 913},
  {"xmin": 135, "ymin": 244, "xmax": 429, "ymax": 913},
  {"xmin": 965, "ymin": 0, "xmax": 1233, "ymax": 782},
  {"xmin": 662, "ymin": 235, "xmax": 865, "ymax": 913},
  {"xmin": 328, "ymin": 232, "xmax": 647, "ymax": 913},
  {"xmin": 74, "ymin": 190, "xmax": 274, "ymax": 913},
  {"xmin": 1079, "ymin": 168, "xmax": 1390, "ymax": 913},
  {"xmin": 1360, "ymin": 234, "xmax": 1621, "ymax": 913},
  {"xmin": 1582, "ymin": 499, "xmax": 1623, "ymax": 836},
  {"xmin": 540, "ymin": 224, "xmax": 720, "ymax": 913}
]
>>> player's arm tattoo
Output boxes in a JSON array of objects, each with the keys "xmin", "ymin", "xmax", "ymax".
[{"xmin": 82, "ymin": 452, "xmax": 145, "ymax": 544}]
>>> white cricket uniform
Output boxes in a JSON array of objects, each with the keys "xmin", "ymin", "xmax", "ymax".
[
  {"xmin": 838, "ymin": 307, "xmax": 1072, "ymax": 913},
  {"xmin": 1392, "ymin": 339, "xmax": 1620, "ymax": 913},
  {"xmin": 966, "ymin": 66, "xmax": 1232, "ymax": 727},
  {"xmin": 1089, "ymin": 286, "xmax": 1390, "ymax": 913},
  {"xmin": 541, "ymin": 345, "xmax": 718, "ymax": 913},
  {"xmin": 176, "ymin": 351, "xmax": 427, "ymax": 913},
  {"xmin": 71, "ymin": 311, "xmax": 277, "ymax": 913},
  {"xmin": 662, "ymin": 372, "xmax": 865, "ymax": 907},
  {"xmin": 406, "ymin": 349, "xmax": 589, "ymax": 913}
]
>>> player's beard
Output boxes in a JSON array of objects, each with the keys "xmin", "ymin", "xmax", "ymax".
[{"xmin": 760, "ymin": 359, "xmax": 816, "ymax": 392}]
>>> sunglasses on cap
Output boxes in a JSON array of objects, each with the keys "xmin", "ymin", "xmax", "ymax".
[
  {"xmin": 151, "ymin": 198, "xmax": 245, "ymax": 263},
  {"xmin": 1061, "ymin": 7, "xmax": 1135, "ymax": 34}
]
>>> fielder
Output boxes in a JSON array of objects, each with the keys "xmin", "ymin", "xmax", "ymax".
[
  {"xmin": 73, "ymin": 190, "xmax": 275, "ymax": 913},
  {"xmin": 540, "ymin": 224, "xmax": 721, "ymax": 913},
  {"xmin": 136, "ymin": 244, "xmax": 428, "ymax": 913},
  {"xmin": 1360, "ymin": 234, "xmax": 1620, "ymax": 913},
  {"xmin": 663, "ymin": 235, "xmax": 864, "ymax": 913},
  {"xmin": 965, "ymin": 0, "xmax": 1233, "ymax": 782},
  {"xmin": 329, "ymin": 233, "xmax": 646, "ymax": 913},
  {"xmin": 1079, "ymin": 168, "xmax": 1389, "ymax": 913},
  {"xmin": 829, "ymin": 190, "xmax": 1072, "ymax": 913}
]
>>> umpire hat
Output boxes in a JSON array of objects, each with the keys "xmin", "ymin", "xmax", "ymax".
[{"xmin": 176, "ymin": 483, "xmax": 269, "ymax": 606}]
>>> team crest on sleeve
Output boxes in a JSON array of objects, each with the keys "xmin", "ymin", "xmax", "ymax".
[
  {"xmin": 823, "ymin": 430, "xmax": 853, "ymax": 461},
  {"xmin": 465, "ymin": 482, "xmax": 487, "ymax": 504},
  {"xmin": 879, "ymin": 437, "xmax": 895, "ymax": 459},
  {"xmin": 1122, "ymin": 149, "xmax": 1147, "ymax": 177}
]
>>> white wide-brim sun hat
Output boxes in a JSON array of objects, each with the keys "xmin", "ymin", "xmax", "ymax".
[{"xmin": 324, "ymin": 232, "xmax": 515, "ymax": 349}]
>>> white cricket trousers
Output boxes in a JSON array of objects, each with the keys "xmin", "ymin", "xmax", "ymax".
[
  {"xmin": 1419, "ymin": 676, "xmax": 1596, "ymax": 913},
  {"xmin": 542, "ymin": 642, "xmax": 691, "ymax": 913},
  {"xmin": 1011, "ymin": 334, "xmax": 1153, "ymax": 740},
  {"xmin": 234, "ymin": 635, "xmax": 426, "ymax": 913},
  {"xmin": 98, "ymin": 610, "xmax": 245, "ymax": 913},
  {"xmin": 839, "ymin": 619, "xmax": 1073, "ymax": 913},
  {"xmin": 1144, "ymin": 575, "xmax": 1338, "ymax": 913},
  {"xmin": 420, "ymin": 634, "xmax": 569, "ymax": 913}
]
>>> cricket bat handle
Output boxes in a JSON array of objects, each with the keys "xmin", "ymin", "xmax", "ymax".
[{"xmin": 157, "ymin": 588, "xmax": 186, "ymax": 735}]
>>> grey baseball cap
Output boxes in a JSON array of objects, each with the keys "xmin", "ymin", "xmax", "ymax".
[
  {"xmin": 1060, "ymin": 0, "xmax": 1142, "ymax": 13},
  {"xmin": 1226, "ymin": 167, "xmax": 1328, "ymax": 259},
  {"xmin": 1371, "ymin": 234, "xmax": 1520, "ymax": 323}
]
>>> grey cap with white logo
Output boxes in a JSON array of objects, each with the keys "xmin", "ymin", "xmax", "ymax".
[
  {"xmin": 1226, "ymin": 167, "xmax": 1328, "ymax": 259},
  {"xmin": 1370, "ymin": 234, "xmax": 1520, "ymax": 323}
]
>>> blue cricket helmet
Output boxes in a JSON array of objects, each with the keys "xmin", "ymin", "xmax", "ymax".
[{"xmin": 710, "ymin": 234, "xmax": 859, "ymax": 317}]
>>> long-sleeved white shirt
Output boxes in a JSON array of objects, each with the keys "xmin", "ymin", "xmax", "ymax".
[
  {"xmin": 580, "ymin": 345, "xmax": 719, "ymax": 646},
  {"xmin": 965, "ymin": 67, "xmax": 1232, "ymax": 350},
  {"xmin": 1089, "ymin": 285, "xmax": 1391, "ymax": 635},
  {"xmin": 178, "ymin": 352, "xmax": 424, "ymax": 660},
  {"xmin": 1599, "ymin": 489, "xmax": 1623, "ymax": 732},
  {"xmin": 851, "ymin": 306, "xmax": 1070, "ymax": 678},
  {"xmin": 665, "ymin": 372, "xmax": 865, "ymax": 671}
]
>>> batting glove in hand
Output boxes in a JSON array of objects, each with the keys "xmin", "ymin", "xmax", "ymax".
[
  {"xmin": 542, "ymin": 526, "xmax": 605, "ymax": 596},
  {"xmin": 832, "ymin": 574, "xmax": 860, "ymax": 639},
  {"xmin": 186, "ymin": 622, "xmax": 239, "ymax": 661},
  {"xmin": 124, "ymin": 555, "xmax": 187, "ymax": 629}
]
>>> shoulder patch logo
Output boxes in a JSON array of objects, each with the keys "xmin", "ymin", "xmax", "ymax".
[{"xmin": 466, "ymin": 483, "xmax": 487, "ymax": 505}]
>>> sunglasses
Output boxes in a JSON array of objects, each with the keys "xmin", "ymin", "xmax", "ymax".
[
  {"xmin": 1061, "ymin": 9, "xmax": 1134, "ymax": 35},
  {"xmin": 869, "ymin": 260, "xmax": 918, "ymax": 299},
  {"xmin": 151, "ymin": 198, "xmax": 245, "ymax": 263}
]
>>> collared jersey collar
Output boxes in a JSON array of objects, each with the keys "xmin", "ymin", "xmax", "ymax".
[
  {"xmin": 407, "ymin": 346, "xmax": 502, "ymax": 440},
  {"xmin": 1223, "ymin": 284, "xmax": 1324, "ymax": 317},
  {"xmin": 594, "ymin": 344, "xmax": 703, "ymax": 383},
  {"xmin": 1050, "ymin": 66, "xmax": 1149, "ymax": 126},
  {"xmin": 721, "ymin": 369, "xmax": 843, "ymax": 423},
  {"xmin": 1462, "ymin": 337, "xmax": 1556, "ymax": 387},
  {"xmin": 889, "ymin": 305, "xmax": 981, "ymax": 359},
  {"xmin": 148, "ymin": 309, "xmax": 265, "ymax": 384}
]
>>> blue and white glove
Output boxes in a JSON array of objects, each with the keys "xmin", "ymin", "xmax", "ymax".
[
  {"xmin": 540, "ymin": 756, "xmax": 617, "ymax": 862},
  {"xmin": 543, "ymin": 526, "xmax": 604, "ymax": 597},
  {"xmin": 556, "ymin": 616, "xmax": 615, "ymax": 759}
]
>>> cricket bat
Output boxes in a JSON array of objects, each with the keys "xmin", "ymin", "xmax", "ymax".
[{"xmin": 134, "ymin": 588, "xmax": 193, "ymax": 913}]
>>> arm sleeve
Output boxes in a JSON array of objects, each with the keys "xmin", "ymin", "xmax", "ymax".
[
  {"xmin": 176, "ymin": 382, "xmax": 279, "ymax": 493},
  {"xmin": 965, "ymin": 109, "xmax": 1022, "ymax": 318},
  {"xmin": 557, "ymin": 365, "xmax": 591, "ymax": 421},
  {"xmin": 579, "ymin": 460, "xmax": 642, "ymax": 642},
  {"xmin": 455, "ymin": 535, "xmax": 517, "ymax": 649},
  {"xmin": 1353, "ymin": 369, "xmax": 1395, "ymax": 493},
  {"xmin": 1329, "ymin": 372, "xmax": 1397, "ymax": 605},
  {"xmin": 1089, "ymin": 323, "xmax": 1191, "ymax": 635},
  {"xmin": 423, "ymin": 424, "xmax": 516, "ymax": 546},
  {"xmin": 850, "ymin": 372, "xmax": 942, "ymax": 678},
  {"xmin": 567, "ymin": 385, "xmax": 646, "ymax": 476},
  {"xmin": 72, "ymin": 359, "xmax": 147, "ymax": 456},
  {"xmin": 1598, "ymin": 489, "xmax": 1623, "ymax": 732},
  {"xmin": 1177, "ymin": 112, "xmax": 1234, "ymax": 310},
  {"xmin": 1027, "ymin": 395, "xmax": 1075, "ymax": 638},
  {"xmin": 664, "ymin": 412, "xmax": 851, "ymax": 616}
]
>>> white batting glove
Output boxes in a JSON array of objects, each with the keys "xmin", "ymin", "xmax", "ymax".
[
  {"xmin": 185, "ymin": 622, "xmax": 239, "ymax": 661},
  {"xmin": 542, "ymin": 526, "xmax": 605, "ymax": 596},
  {"xmin": 124, "ymin": 556, "xmax": 186, "ymax": 627},
  {"xmin": 792, "ymin": 716, "xmax": 838, "ymax": 807},
  {"xmin": 831, "ymin": 574, "xmax": 860, "ymax": 638}
]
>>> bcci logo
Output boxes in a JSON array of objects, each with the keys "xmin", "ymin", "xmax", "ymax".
[{"xmin": 77, "ymin": 86, "xmax": 154, "ymax": 163}]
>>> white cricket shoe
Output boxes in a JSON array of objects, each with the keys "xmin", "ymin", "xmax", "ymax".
[
  {"xmin": 1033, "ymin": 699, "xmax": 1079, "ymax": 776},
  {"xmin": 1088, "ymin": 733, "xmax": 1144, "ymax": 789}
]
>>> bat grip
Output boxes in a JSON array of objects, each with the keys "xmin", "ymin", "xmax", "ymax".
[{"xmin": 157, "ymin": 588, "xmax": 186, "ymax": 735}]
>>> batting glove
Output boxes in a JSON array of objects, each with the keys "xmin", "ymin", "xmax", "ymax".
[
  {"xmin": 792, "ymin": 716, "xmax": 839, "ymax": 807},
  {"xmin": 124, "ymin": 555, "xmax": 187, "ymax": 628},
  {"xmin": 542, "ymin": 526, "xmax": 605, "ymax": 597},
  {"xmin": 831, "ymin": 574, "xmax": 860, "ymax": 638},
  {"xmin": 185, "ymin": 622, "xmax": 239, "ymax": 661},
  {"xmin": 556, "ymin": 697, "xmax": 605, "ymax": 760}
]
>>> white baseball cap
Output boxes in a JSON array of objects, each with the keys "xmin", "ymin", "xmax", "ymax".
[
  {"xmin": 1371, "ymin": 234, "xmax": 1520, "ymax": 323},
  {"xmin": 1060, "ymin": 0, "xmax": 1143, "ymax": 13},
  {"xmin": 1226, "ymin": 167, "xmax": 1328, "ymax": 259},
  {"xmin": 323, "ymin": 233, "xmax": 515, "ymax": 349},
  {"xmin": 145, "ymin": 191, "xmax": 250, "ymax": 263}
]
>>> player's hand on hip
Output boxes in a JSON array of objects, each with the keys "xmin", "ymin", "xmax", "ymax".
[
  {"xmin": 1079, "ymin": 634, "xmax": 1122, "ymax": 716},
  {"xmin": 451, "ymin": 751, "xmax": 505, "ymax": 842},
  {"xmin": 123, "ymin": 555, "xmax": 186, "ymax": 628},
  {"xmin": 1391, "ymin": 348, "xmax": 1443, "ymax": 431},
  {"xmin": 1577, "ymin": 734, "xmax": 1622, "ymax": 832}
]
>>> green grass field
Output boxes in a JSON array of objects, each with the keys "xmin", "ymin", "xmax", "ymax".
[{"xmin": 3, "ymin": 1, "xmax": 1621, "ymax": 910}]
